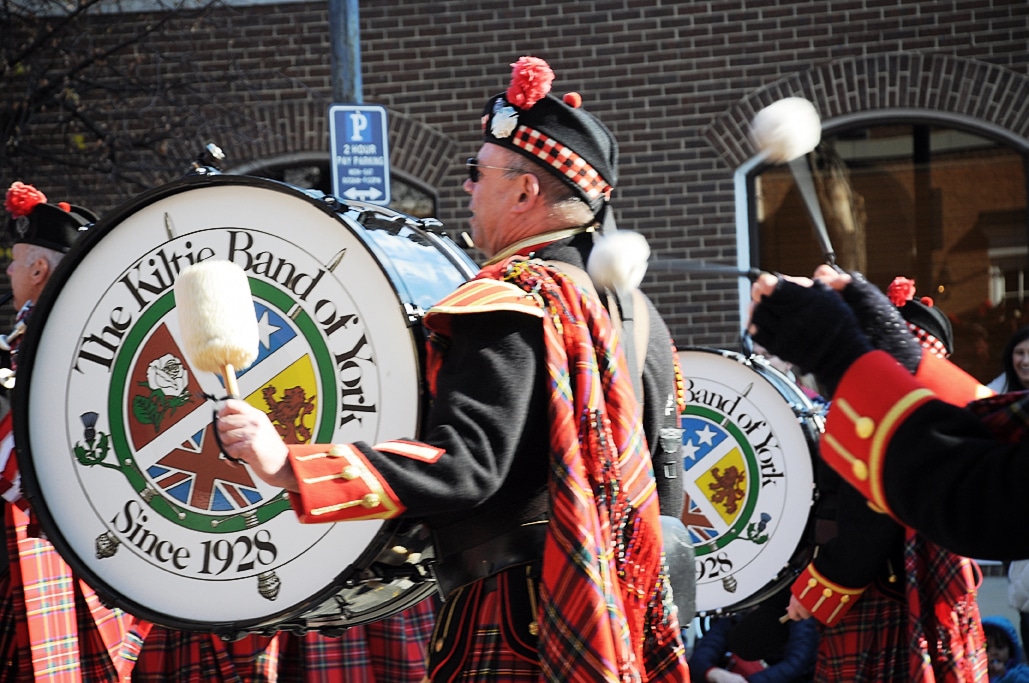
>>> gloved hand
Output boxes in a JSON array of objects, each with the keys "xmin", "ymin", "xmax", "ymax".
[
  {"xmin": 706, "ymin": 667, "xmax": 748, "ymax": 683},
  {"xmin": 750, "ymin": 278, "xmax": 873, "ymax": 396},
  {"xmin": 839, "ymin": 272, "xmax": 922, "ymax": 374}
]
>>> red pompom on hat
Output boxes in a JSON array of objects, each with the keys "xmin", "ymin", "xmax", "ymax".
[
  {"xmin": 4, "ymin": 182, "xmax": 97, "ymax": 253},
  {"xmin": 4, "ymin": 181, "xmax": 47, "ymax": 218},
  {"xmin": 887, "ymin": 276, "xmax": 953, "ymax": 358},
  {"xmin": 481, "ymin": 56, "xmax": 618, "ymax": 219},
  {"xmin": 506, "ymin": 56, "xmax": 554, "ymax": 109}
]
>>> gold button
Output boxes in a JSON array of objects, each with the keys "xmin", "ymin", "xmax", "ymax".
[
  {"xmin": 852, "ymin": 461, "xmax": 869, "ymax": 482},
  {"xmin": 822, "ymin": 588, "xmax": 833, "ymax": 598},
  {"xmin": 341, "ymin": 466, "xmax": 359, "ymax": 480},
  {"xmin": 855, "ymin": 417, "xmax": 874, "ymax": 439},
  {"xmin": 328, "ymin": 445, "xmax": 346, "ymax": 457},
  {"xmin": 528, "ymin": 621, "xmax": 539, "ymax": 636},
  {"xmin": 361, "ymin": 493, "xmax": 380, "ymax": 508}
]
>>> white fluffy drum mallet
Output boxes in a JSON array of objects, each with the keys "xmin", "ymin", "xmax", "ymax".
[
  {"xmin": 748, "ymin": 97, "xmax": 821, "ymax": 163},
  {"xmin": 174, "ymin": 260, "xmax": 259, "ymax": 398},
  {"xmin": 587, "ymin": 229, "xmax": 651, "ymax": 292},
  {"xmin": 749, "ymin": 97, "xmax": 837, "ymax": 266}
]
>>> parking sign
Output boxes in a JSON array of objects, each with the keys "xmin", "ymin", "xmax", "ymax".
[{"xmin": 329, "ymin": 104, "xmax": 391, "ymax": 205}]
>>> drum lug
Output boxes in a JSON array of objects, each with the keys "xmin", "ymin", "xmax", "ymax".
[
  {"xmin": 419, "ymin": 217, "xmax": 444, "ymax": 232},
  {"xmin": 404, "ymin": 302, "xmax": 425, "ymax": 323}
]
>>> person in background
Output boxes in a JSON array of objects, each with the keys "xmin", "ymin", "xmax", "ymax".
[
  {"xmin": 215, "ymin": 56, "xmax": 690, "ymax": 681},
  {"xmin": 782, "ymin": 274, "xmax": 986, "ymax": 682},
  {"xmin": 982, "ymin": 616, "xmax": 1029, "ymax": 682},
  {"xmin": 689, "ymin": 612, "xmax": 818, "ymax": 683},
  {"xmin": 987, "ymin": 326, "xmax": 1029, "ymax": 393},
  {"xmin": 0, "ymin": 181, "xmax": 137, "ymax": 681}
]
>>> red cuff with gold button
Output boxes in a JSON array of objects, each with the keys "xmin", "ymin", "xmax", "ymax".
[
  {"xmin": 791, "ymin": 563, "xmax": 865, "ymax": 626},
  {"xmin": 823, "ymin": 350, "xmax": 935, "ymax": 520},
  {"xmin": 287, "ymin": 443, "xmax": 404, "ymax": 523}
]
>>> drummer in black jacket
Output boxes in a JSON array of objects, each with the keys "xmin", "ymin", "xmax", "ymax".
[
  {"xmin": 779, "ymin": 278, "xmax": 987, "ymax": 682},
  {"xmin": 216, "ymin": 57, "xmax": 691, "ymax": 682},
  {"xmin": 748, "ymin": 265, "xmax": 1022, "ymax": 562}
]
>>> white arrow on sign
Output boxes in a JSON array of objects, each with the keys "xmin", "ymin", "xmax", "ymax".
[{"xmin": 343, "ymin": 187, "xmax": 384, "ymax": 201}]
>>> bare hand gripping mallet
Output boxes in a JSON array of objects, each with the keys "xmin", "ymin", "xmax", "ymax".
[
  {"xmin": 174, "ymin": 260, "xmax": 259, "ymax": 400},
  {"xmin": 749, "ymin": 97, "xmax": 836, "ymax": 268}
]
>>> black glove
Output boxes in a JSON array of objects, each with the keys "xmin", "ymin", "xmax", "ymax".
[
  {"xmin": 839, "ymin": 273, "xmax": 922, "ymax": 374},
  {"xmin": 751, "ymin": 278, "xmax": 873, "ymax": 395}
]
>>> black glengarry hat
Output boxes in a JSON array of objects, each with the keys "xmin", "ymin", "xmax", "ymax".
[
  {"xmin": 887, "ymin": 276, "xmax": 953, "ymax": 359},
  {"xmin": 481, "ymin": 57, "xmax": 617, "ymax": 216},
  {"xmin": 4, "ymin": 181, "xmax": 95, "ymax": 253}
]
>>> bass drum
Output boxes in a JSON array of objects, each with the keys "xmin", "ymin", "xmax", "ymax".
[
  {"xmin": 677, "ymin": 347, "xmax": 824, "ymax": 616},
  {"xmin": 13, "ymin": 173, "xmax": 478, "ymax": 637}
]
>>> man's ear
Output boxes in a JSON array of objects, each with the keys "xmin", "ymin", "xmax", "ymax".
[
  {"xmin": 32, "ymin": 257, "xmax": 50, "ymax": 283},
  {"xmin": 511, "ymin": 172, "xmax": 542, "ymax": 213}
]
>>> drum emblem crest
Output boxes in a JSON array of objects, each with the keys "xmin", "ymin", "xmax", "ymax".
[{"xmin": 84, "ymin": 289, "xmax": 328, "ymax": 533}]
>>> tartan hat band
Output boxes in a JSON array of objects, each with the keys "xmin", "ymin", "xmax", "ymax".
[{"xmin": 511, "ymin": 125, "xmax": 613, "ymax": 204}]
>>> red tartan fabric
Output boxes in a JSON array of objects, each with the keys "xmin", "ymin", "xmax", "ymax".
[
  {"xmin": 487, "ymin": 259, "xmax": 688, "ymax": 683},
  {"xmin": 814, "ymin": 586, "xmax": 909, "ymax": 682},
  {"xmin": 130, "ymin": 628, "xmax": 280, "ymax": 682},
  {"xmin": 903, "ymin": 530, "xmax": 987, "ymax": 683},
  {"xmin": 278, "ymin": 598, "xmax": 438, "ymax": 683},
  {"xmin": 427, "ymin": 582, "xmax": 543, "ymax": 683},
  {"xmin": 130, "ymin": 598, "xmax": 437, "ymax": 682},
  {"xmin": 4, "ymin": 502, "xmax": 136, "ymax": 682},
  {"xmin": 813, "ymin": 534, "xmax": 986, "ymax": 683}
]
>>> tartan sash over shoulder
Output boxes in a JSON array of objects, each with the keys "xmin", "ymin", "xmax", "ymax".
[{"xmin": 481, "ymin": 258, "xmax": 688, "ymax": 683}]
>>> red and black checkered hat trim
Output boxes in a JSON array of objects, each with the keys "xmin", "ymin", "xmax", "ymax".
[
  {"xmin": 897, "ymin": 298, "xmax": 953, "ymax": 359},
  {"xmin": 906, "ymin": 322, "xmax": 950, "ymax": 359},
  {"xmin": 511, "ymin": 126, "xmax": 612, "ymax": 204}
]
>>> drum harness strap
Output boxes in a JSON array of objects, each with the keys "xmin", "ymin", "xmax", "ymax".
[{"xmin": 431, "ymin": 260, "xmax": 649, "ymax": 600}]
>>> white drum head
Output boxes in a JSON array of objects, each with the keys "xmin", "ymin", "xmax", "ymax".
[
  {"xmin": 15, "ymin": 175, "xmax": 472, "ymax": 632},
  {"xmin": 678, "ymin": 348, "xmax": 817, "ymax": 615}
]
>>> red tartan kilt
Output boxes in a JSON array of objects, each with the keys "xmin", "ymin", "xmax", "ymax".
[
  {"xmin": 426, "ymin": 571, "xmax": 543, "ymax": 683},
  {"xmin": 814, "ymin": 586, "xmax": 908, "ymax": 683}
]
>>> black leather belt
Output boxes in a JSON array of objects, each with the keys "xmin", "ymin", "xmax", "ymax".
[{"xmin": 431, "ymin": 521, "xmax": 548, "ymax": 599}]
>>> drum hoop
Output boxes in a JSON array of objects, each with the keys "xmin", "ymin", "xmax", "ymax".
[{"xmin": 13, "ymin": 174, "xmax": 462, "ymax": 633}]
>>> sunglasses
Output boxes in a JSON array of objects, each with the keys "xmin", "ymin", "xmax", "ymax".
[{"xmin": 465, "ymin": 157, "xmax": 530, "ymax": 183}]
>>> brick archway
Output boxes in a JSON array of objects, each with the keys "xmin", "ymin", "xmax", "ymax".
[{"xmin": 703, "ymin": 52, "xmax": 1029, "ymax": 168}]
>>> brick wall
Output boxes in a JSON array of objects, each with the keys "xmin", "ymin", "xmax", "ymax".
[{"xmin": 4, "ymin": 0, "xmax": 1029, "ymax": 348}]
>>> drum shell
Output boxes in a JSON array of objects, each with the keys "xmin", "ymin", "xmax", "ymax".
[
  {"xmin": 13, "ymin": 174, "xmax": 476, "ymax": 635},
  {"xmin": 677, "ymin": 347, "xmax": 824, "ymax": 616}
]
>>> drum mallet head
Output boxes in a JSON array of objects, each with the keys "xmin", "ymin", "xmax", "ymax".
[
  {"xmin": 174, "ymin": 260, "xmax": 259, "ymax": 398},
  {"xmin": 748, "ymin": 97, "xmax": 821, "ymax": 164},
  {"xmin": 749, "ymin": 97, "xmax": 837, "ymax": 267}
]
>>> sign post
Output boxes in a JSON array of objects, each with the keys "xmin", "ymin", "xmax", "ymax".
[{"xmin": 329, "ymin": 104, "xmax": 391, "ymax": 205}]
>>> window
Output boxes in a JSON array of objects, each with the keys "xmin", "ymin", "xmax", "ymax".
[{"xmin": 752, "ymin": 123, "xmax": 1029, "ymax": 384}]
